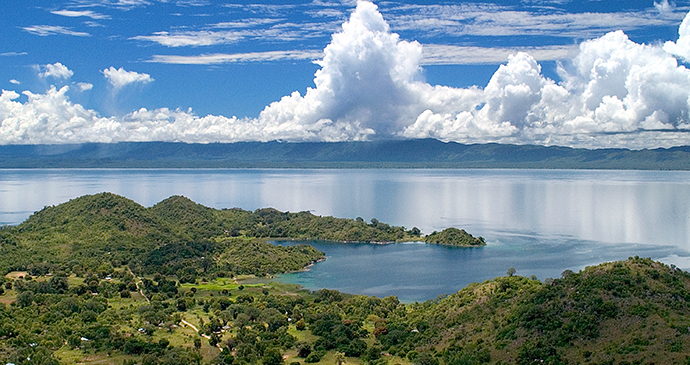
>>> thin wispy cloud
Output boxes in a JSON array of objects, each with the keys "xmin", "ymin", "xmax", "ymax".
[
  {"xmin": 211, "ymin": 18, "xmax": 282, "ymax": 29},
  {"xmin": 22, "ymin": 25, "xmax": 91, "ymax": 37},
  {"xmin": 68, "ymin": 0, "xmax": 151, "ymax": 10},
  {"xmin": 131, "ymin": 30, "xmax": 242, "ymax": 47},
  {"xmin": 51, "ymin": 9, "xmax": 110, "ymax": 19},
  {"xmin": 148, "ymin": 50, "xmax": 324, "ymax": 64},
  {"xmin": 421, "ymin": 44, "xmax": 579, "ymax": 65},
  {"xmin": 385, "ymin": 3, "xmax": 687, "ymax": 39},
  {"xmin": 0, "ymin": 52, "xmax": 28, "ymax": 57},
  {"xmin": 132, "ymin": 25, "xmax": 329, "ymax": 47},
  {"xmin": 655, "ymin": 0, "xmax": 675, "ymax": 15}
]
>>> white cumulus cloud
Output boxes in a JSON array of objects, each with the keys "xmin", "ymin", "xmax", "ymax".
[
  {"xmin": 664, "ymin": 9, "xmax": 690, "ymax": 62},
  {"xmin": 256, "ymin": 1, "xmax": 479, "ymax": 139},
  {"xmin": 4, "ymin": 1, "xmax": 690, "ymax": 148},
  {"xmin": 76, "ymin": 82, "xmax": 93, "ymax": 91},
  {"xmin": 402, "ymin": 27, "xmax": 690, "ymax": 147},
  {"xmin": 102, "ymin": 67, "xmax": 153, "ymax": 90},
  {"xmin": 38, "ymin": 62, "xmax": 74, "ymax": 79}
]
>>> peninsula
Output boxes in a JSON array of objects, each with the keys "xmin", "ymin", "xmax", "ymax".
[{"xmin": 0, "ymin": 194, "xmax": 687, "ymax": 365}]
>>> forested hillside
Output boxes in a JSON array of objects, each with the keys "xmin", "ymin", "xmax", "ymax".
[
  {"xmin": 0, "ymin": 194, "xmax": 688, "ymax": 364},
  {"xmin": 1, "ymin": 255, "xmax": 689, "ymax": 364},
  {"xmin": 0, "ymin": 193, "xmax": 482, "ymax": 281}
]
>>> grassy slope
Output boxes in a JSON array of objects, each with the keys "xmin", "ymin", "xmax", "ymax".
[{"xmin": 401, "ymin": 257, "xmax": 690, "ymax": 364}]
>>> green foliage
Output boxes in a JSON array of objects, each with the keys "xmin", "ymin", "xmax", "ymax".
[
  {"xmin": 263, "ymin": 348, "xmax": 284, "ymax": 365},
  {"xmin": 305, "ymin": 349, "xmax": 326, "ymax": 363},
  {"xmin": 424, "ymin": 228, "xmax": 485, "ymax": 246},
  {"xmin": 397, "ymin": 257, "xmax": 690, "ymax": 364},
  {"xmin": 0, "ymin": 193, "xmax": 482, "ymax": 280},
  {"xmin": 216, "ymin": 239, "xmax": 324, "ymax": 276},
  {"xmin": 4, "ymin": 194, "xmax": 690, "ymax": 365}
]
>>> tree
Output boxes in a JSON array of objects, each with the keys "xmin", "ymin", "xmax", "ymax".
[
  {"xmin": 507, "ymin": 267, "xmax": 516, "ymax": 277},
  {"xmin": 415, "ymin": 352, "xmax": 439, "ymax": 365},
  {"xmin": 561, "ymin": 269, "xmax": 574, "ymax": 278},
  {"xmin": 194, "ymin": 338, "xmax": 202, "ymax": 350},
  {"xmin": 16, "ymin": 290, "xmax": 34, "ymax": 307},
  {"xmin": 263, "ymin": 348, "xmax": 283, "ymax": 365},
  {"xmin": 297, "ymin": 343, "xmax": 312, "ymax": 358}
]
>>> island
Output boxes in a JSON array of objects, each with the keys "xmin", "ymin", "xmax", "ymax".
[
  {"xmin": 424, "ymin": 227, "xmax": 485, "ymax": 246},
  {"xmin": 0, "ymin": 193, "xmax": 688, "ymax": 365}
]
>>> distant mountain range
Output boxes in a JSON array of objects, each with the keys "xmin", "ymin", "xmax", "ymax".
[{"xmin": 0, "ymin": 139, "xmax": 689, "ymax": 169}]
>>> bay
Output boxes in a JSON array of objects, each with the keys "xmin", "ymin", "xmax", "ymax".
[{"xmin": 1, "ymin": 168, "xmax": 689, "ymax": 301}]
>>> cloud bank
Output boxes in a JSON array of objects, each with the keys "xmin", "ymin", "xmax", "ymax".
[{"xmin": 4, "ymin": 1, "xmax": 690, "ymax": 148}]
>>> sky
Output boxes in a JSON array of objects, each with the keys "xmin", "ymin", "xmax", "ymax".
[{"xmin": 2, "ymin": 0, "xmax": 690, "ymax": 148}]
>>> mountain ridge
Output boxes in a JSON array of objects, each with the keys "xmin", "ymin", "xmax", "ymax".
[{"xmin": 1, "ymin": 139, "xmax": 689, "ymax": 169}]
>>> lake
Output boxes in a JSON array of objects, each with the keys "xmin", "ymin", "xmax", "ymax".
[{"xmin": 1, "ymin": 168, "xmax": 689, "ymax": 302}]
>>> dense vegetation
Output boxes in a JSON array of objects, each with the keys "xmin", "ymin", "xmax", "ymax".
[
  {"xmin": 0, "ymin": 193, "xmax": 482, "ymax": 282},
  {"xmin": 0, "ymin": 194, "xmax": 326, "ymax": 281},
  {"xmin": 2, "ymin": 139, "xmax": 690, "ymax": 169},
  {"xmin": 2, "ymin": 194, "xmax": 689, "ymax": 364},
  {"xmin": 423, "ymin": 228, "xmax": 485, "ymax": 247},
  {"xmin": 1, "ymin": 256, "xmax": 690, "ymax": 364}
]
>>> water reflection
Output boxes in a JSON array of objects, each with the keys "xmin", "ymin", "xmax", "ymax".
[
  {"xmin": 1, "ymin": 168, "xmax": 689, "ymax": 297},
  {"xmin": 1, "ymin": 169, "xmax": 690, "ymax": 249}
]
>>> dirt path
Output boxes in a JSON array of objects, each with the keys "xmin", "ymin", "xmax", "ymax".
[
  {"xmin": 127, "ymin": 267, "xmax": 149, "ymax": 303},
  {"xmin": 127, "ymin": 268, "xmax": 222, "ymax": 351},
  {"xmin": 180, "ymin": 319, "xmax": 224, "ymax": 351},
  {"xmin": 180, "ymin": 319, "xmax": 208, "ymax": 339}
]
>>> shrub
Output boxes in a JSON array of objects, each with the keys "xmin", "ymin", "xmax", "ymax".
[{"xmin": 305, "ymin": 350, "xmax": 326, "ymax": 363}]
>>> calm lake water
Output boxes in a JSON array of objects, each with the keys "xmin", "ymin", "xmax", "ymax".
[{"xmin": 1, "ymin": 169, "xmax": 689, "ymax": 302}]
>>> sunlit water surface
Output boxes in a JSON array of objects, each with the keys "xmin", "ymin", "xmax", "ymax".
[{"xmin": 1, "ymin": 169, "xmax": 689, "ymax": 301}]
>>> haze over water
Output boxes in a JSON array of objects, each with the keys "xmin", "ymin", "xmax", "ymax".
[{"xmin": 1, "ymin": 169, "xmax": 688, "ymax": 301}]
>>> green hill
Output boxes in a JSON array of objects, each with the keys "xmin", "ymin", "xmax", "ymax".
[
  {"xmin": 0, "ymin": 194, "xmax": 688, "ymax": 364},
  {"xmin": 0, "ymin": 193, "xmax": 481, "ymax": 279},
  {"xmin": 1, "ymin": 193, "xmax": 325, "ymax": 278},
  {"xmin": 380, "ymin": 257, "xmax": 690, "ymax": 364}
]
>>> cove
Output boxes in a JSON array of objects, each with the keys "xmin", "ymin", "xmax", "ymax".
[
  {"xmin": 1, "ymin": 168, "xmax": 689, "ymax": 301},
  {"xmin": 274, "ymin": 236, "xmax": 678, "ymax": 303}
]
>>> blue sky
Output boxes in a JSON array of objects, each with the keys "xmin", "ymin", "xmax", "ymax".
[{"xmin": 2, "ymin": 0, "xmax": 690, "ymax": 148}]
